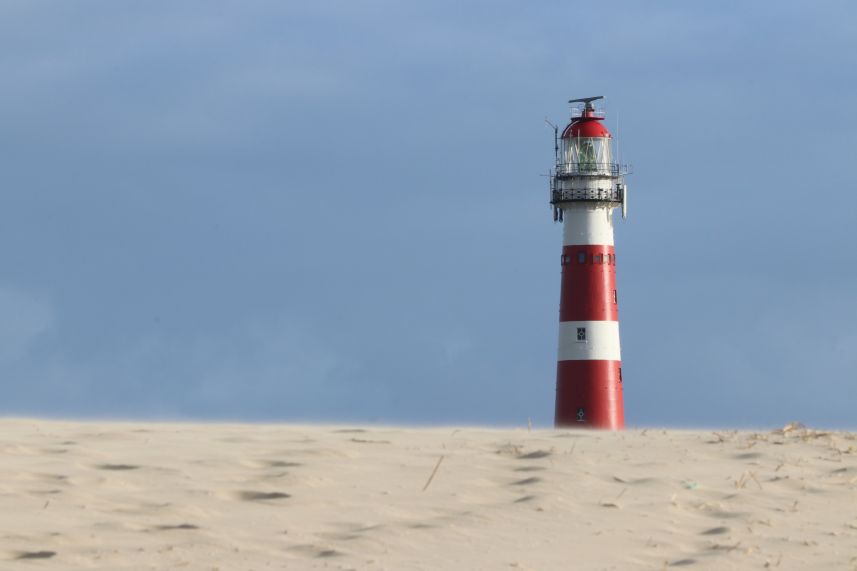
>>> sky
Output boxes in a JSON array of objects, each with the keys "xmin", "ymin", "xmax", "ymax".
[{"xmin": 1, "ymin": 1, "xmax": 855, "ymax": 428}]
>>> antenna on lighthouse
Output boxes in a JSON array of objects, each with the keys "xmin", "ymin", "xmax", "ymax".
[
  {"xmin": 568, "ymin": 95, "xmax": 604, "ymax": 111},
  {"xmin": 544, "ymin": 119, "xmax": 558, "ymax": 163}
]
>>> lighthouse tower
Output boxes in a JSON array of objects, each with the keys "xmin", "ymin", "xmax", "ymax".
[{"xmin": 550, "ymin": 96, "xmax": 629, "ymax": 429}]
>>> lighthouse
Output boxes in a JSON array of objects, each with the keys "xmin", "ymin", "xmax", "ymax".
[{"xmin": 550, "ymin": 96, "xmax": 629, "ymax": 429}]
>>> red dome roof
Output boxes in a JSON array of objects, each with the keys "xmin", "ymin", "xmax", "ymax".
[{"xmin": 561, "ymin": 113, "xmax": 612, "ymax": 139}]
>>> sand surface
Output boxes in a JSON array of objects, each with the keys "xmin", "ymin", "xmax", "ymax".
[{"xmin": 1, "ymin": 419, "xmax": 856, "ymax": 570}]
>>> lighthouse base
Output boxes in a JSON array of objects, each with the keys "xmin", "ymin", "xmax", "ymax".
[{"xmin": 555, "ymin": 360, "xmax": 624, "ymax": 429}]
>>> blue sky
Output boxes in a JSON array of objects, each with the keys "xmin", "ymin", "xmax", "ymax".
[{"xmin": 1, "ymin": 1, "xmax": 855, "ymax": 427}]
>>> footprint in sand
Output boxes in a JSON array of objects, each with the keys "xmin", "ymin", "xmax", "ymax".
[
  {"xmin": 517, "ymin": 450, "xmax": 552, "ymax": 460},
  {"xmin": 14, "ymin": 551, "xmax": 57, "ymax": 560},
  {"xmin": 611, "ymin": 475, "xmax": 656, "ymax": 485},
  {"xmin": 318, "ymin": 531, "xmax": 361, "ymax": 541},
  {"xmin": 242, "ymin": 459, "xmax": 302, "ymax": 469},
  {"xmin": 261, "ymin": 460, "xmax": 301, "ymax": 468},
  {"xmin": 152, "ymin": 524, "xmax": 200, "ymax": 531},
  {"xmin": 317, "ymin": 522, "xmax": 384, "ymax": 542},
  {"xmin": 94, "ymin": 464, "xmax": 140, "ymax": 471},
  {"xmin": 700, "ymin": 526, "xmax": 730, "ymax": 535},
  {"xmin": 733, "ymin": 452, "xmax": 763, "ymax": 460},
  {"xmin": 510, "ymin": 477, "xmax": 542, "ymax": 486},
  {"xmin": 32, "ymin": 474, "xmax": 69, "ymax": 484},
  {"xmin": 234, "ymin": 491, "xmax": 291, "ymax": 501},
  {"xmin": 30, "ymin": 489, "xmax": 62, "ymax": 496},
  {"xmin": 288, "ymin": 544, "xmax": 342, "ymax": 558},
  {"xmin": 703, "ymin": 509, "xmax": 746, "ymax": 519}
]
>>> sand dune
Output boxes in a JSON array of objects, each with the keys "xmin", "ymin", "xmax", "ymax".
[{"xmin": 1, "ymin": 419, "xmax": 855, "ymax": 570}]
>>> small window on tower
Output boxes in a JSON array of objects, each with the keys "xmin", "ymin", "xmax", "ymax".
[
  {"xmin": 577, "ymin": 252, "xmax": 586, "ymax": 264},
  {"xmin": 613, "ymin": 289, "xmax": 618, "ymax": 304},
  {"xmin": 576, "ymin": 327, "xmax": 586, "ymax": 341},
  {"xmin": 595, "ymin": 254, "xmax": 603, "ymax": 264},
  {"xmin": 619, "ymin": 367, "xmax": 623, "ymax": 382}
]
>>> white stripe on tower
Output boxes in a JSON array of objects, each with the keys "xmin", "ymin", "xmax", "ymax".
[
  {"xmin": 562, "ymin": 204, "xmax": 615, "ymax": 246},
  {"xmin": 557, "ymin": 320, "xmax": 621, "ymax": 361}
]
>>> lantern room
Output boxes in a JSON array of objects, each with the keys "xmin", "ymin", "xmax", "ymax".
[
  {"xmin": 549, "ymin": 96, "xmax": 630, "ymax": 220},
  {"xmin": 558, "ymin": 97, "xmax": 615, "ymax": 176}
]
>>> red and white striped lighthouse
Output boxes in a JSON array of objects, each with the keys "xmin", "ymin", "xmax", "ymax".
[{"xmin": 550, "ymin": 96, "xmax": 629, "ymax": 429}]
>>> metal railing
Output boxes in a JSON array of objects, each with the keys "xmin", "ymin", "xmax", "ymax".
[
  {"xmin": 550, "ymin": 185, "xmax": 623, "ymax": 204},
  {"xmin": 553, "ymin": 162, "xmax": 629, "ymax": 177},
  {"xmin": 570, "ymin": 108, "xmax": 606, "ymax": 119}
]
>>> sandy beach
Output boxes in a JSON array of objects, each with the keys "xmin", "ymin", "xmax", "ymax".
[{"xmin": 1, "ymin": 419, "xmax": 855, "ymax": 570}]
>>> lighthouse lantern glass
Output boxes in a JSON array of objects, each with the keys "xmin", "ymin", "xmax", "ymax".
[{"xmin": 562, "ymin": 136, "xmax": 613, "ymax": 174}]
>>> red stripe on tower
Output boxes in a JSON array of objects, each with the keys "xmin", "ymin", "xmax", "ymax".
[
  {"xmin": 555, "ymin": 361, "xmax": 623, "ymax": 427},
  {"xmin": 559, "ymin": 245, "xmax": 618, "ymax": 322},
  {"xmin": 549, "ymin": 96, "xmax": 630, "ymax": 429}
]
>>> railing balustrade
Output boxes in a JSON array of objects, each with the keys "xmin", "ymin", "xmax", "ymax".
[
  {"xmin": 550, "ymin": 187, "xmax": 623, "ymax": 203},
  {"xmin": 553, "ymin": 162, "xmax": 628, "ymax": 176}
]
